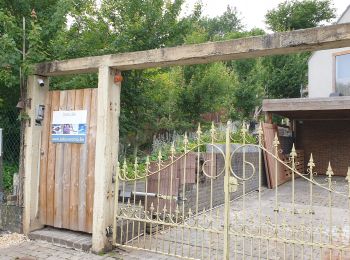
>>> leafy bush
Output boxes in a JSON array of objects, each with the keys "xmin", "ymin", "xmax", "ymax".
[{"xmin": 3, "ymin": 162, "xmax": 18, "ymax": 193}]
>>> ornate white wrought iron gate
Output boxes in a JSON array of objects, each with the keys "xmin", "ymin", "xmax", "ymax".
[{"xmin": 113, "ymin": 122, "xmax": 350, "ymax": 259}]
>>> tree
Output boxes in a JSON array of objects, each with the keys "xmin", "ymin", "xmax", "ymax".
[
  {"xmin": 228, "ymin": 57, "xmax": 265, "ymax": 120},
  {"xmin": 263, "ymin": 0, "xmax": 336, "ymax": 99},
  {"xmin": 0, "ymin": 1, "xmax": 75, "ymax": 196},
  {"xmin": 0, "ymin": 0, "xmax": 204, "ymax": 158},
  {"xmin": 262, "ymin": 53, "xmax": 309, "ymax": 98},
  {"xmin": 178, "ymin": 62, "xmax": 235, "ymax": 122},
  {"xmin": 218, "ymin": 29, "xmax": 266, "ymax": 120},
  {"xmin": 98, "ymin": 0, "xmax": 196, "ymax": 155},
  {"xmin": 0, "ymin": 9, "xmax": 50, "ymax": 132},
  {"xmin": 265, "ymin": 0, "xmax": 336, "ymax": 32},
  {"xmin": 143, "ymin": 67, "xmax": 190, "ymax": 132},
  {"xmin": 101, "ymin": 0, "xmax": 188, "ymax": 52},
  {"xmin": 2, "ymin": 0, "xmax": 336, "ymax": 162},
  {"xmin": 0, "ymin": 0, "xmax": 72, "ymax": 55},
  {"xmin": 200, "ymin": 5, "xmax": 242, "ymax": 40}
]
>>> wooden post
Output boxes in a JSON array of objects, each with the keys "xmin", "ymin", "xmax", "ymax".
[
  {"xmin": 23, "ymin": 75, "xmax": 49, "ymax": 234},
  {"xmin": 92, "ymin": 66, "xmax": 121, "ymax": 252},
  {"xmin": 265, "ymin": 112, "xmax": 273, "ymax": 124}
]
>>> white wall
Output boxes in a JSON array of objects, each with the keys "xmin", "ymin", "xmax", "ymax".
[
  {"xmin": 308, "ymin": 47, "xmax": 350, "ymax": 97},
  {"xmin": 308, "ymin": 6, "xmax": 350, "ymax": 98},
  {"xmin": 338, "ymin": 6, "xmax": 350, "ymax": 25}
]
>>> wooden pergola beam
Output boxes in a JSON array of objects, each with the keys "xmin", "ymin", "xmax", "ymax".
[
  {"xmin": 36, "ymin": 23, "xmax": 350, "ymax": 76},
  {"xmin": 262, "ymin": 97, "xmax": 350, "ymax": 112}
]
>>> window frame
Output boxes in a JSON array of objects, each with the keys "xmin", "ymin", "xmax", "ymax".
[{"xmin": 333, "ymin": 50, "xmax": 350, "ymax": 94}]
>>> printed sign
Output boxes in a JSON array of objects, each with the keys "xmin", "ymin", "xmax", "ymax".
[{"xmin": 51, "ymin": 110, "xmax": 87, "ymax": 143}]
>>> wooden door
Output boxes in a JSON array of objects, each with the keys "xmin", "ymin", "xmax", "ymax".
[{"xmin": 39, "ymin": 88, "xmax": 97, "ymax": 233}]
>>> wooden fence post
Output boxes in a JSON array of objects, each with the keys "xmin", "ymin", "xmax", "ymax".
[
  {"xmin": 23, "ymin": 75, "xmax": 49, "ymax": 234},
  {"xmin": 92, "ymin": 66, "xmax": 121, "ymax": 252}
]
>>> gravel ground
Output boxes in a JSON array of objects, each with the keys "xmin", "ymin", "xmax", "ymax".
[{"xmin": 0, "ymin": 230, "xmax": 29, "ymax": 249}]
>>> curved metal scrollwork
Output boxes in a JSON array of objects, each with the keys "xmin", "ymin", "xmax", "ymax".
[{"xmin": 113, "ymin": 121, "xmax": 350, "ymax": 260}]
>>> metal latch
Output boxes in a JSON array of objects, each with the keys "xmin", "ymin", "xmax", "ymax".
[{"xmin": 229, "ymin": 176, "xmax": 238, "ymax": 193}]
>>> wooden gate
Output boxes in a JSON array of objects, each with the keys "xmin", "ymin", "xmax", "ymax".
[{"xmin": 38, "ymin": 88, "xmax": 97, "ymax": 233}]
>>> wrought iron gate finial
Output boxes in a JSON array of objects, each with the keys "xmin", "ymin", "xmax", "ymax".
[{"xmin": 113, "ymin": 120, "xmax": 350, "ymax": 259}]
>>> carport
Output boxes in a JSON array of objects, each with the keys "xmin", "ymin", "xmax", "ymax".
[{"xmin": 263, "ymin": 96, "xmax": 350, "ymax": 177}]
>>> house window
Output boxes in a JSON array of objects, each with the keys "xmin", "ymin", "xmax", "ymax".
[{"xmin": 335, "ymin": 53, "xmax": 350, "ymax": 96}]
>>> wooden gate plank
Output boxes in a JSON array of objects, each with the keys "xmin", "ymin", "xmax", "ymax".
[
  {"xmin": 78, "ymin": 88, "xmax": 91, "ymax": 232},
  {"xmin": 46, "ymin": 91, "xmax": 60, "ymax": 226},
  {"xmin": 86, "ymin": 88, "xmax": 97, "ymax": 233},
  {"xmin": 54, "ymin": 91, "xmax": 68, "ymax": 228},
  {"xmin": 39, "ymin": 91, "xmax": 52, "ymax": 223},
  {"xmin": 69, "ymin": 89, "xmax": 84, "ymax": 231},
  {"xmin": 61, "ymin": 90, "xmax": 76, "ymax": 229}
]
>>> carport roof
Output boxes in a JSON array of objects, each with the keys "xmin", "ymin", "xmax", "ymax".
[{"xmin": 262, "ymin": 97, "xmax": 350, "ymax": 119}]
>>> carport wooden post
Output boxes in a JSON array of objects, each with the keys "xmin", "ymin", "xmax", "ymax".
[
  {"xmin": 23, "ymin": 75, "xmax": 49, "ymax": 234},
  {"xmin": 92, "ymin": 66, "xmax": 121, "ymax": 252}
]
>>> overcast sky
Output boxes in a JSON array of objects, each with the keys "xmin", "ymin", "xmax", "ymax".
[{"xmin": 181, "ymin": 0, "xmax": 349, "ymax": 30}]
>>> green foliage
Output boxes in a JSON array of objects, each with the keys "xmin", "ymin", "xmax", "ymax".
[
  {"xmin": 178, "ymin": 62, "xmax": 235, "ymax": 122},
  {"xmin": 0, "ymin": 10, "xmax": 21, "ymax": 89},
  {"xmin": 24, "ymin": 19, "xmax": 50, "ymax": 73},
  {"xmin": 230, "ymin": 82, "xmax": 262, "ymax": 120},
  {"xmin": 265, "ymin": 0, "xmax": 336, "ymax": 31},
  {"xmin": 3, "ymin": 162, "xmax": 18, "ymax": 192},
  {"xmin": 263, "ymin": 0, "xmax": 335, "ymax": 99},
  {"xmin": 262, "ymin": 53, "xmax": 310, "ymax": 98},
  {"xmin": 144, "ymin": 68, "xmax": 190, "ymax": 132},
  {"xmin": 0, "ymin": 0, "xmax": 340, "ymax": 185},
  {"xmin": 102, "ymin": 0, "xmax": 188, "ymax": 52},
  {"xmin": 90, "ymin": 0, "xmax": 195, "ymax": 156},
  {"xmin": 0, "ymin": 1, "xmax": 75, "ymax": 194},
  {"xmin": 200, "ymin": 5, "xmax": 243, "ymax": 40}
]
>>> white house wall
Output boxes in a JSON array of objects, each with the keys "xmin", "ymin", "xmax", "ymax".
[
  {"xmin": 308, "ymin": 47, "xmax": 350, "ymax": 97},
  {"xmin": 308, "ymin": 5, "xmax": 350, "ymax": 98}
]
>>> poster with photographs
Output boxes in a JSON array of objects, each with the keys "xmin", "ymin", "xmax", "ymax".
[{"xmin": 51, "ymin": 110, "xmax": 87, "ymax": 143}]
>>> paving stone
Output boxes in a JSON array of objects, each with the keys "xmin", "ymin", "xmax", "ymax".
[
  {"xmin": 1, "ymin": 176, "xmax": 348, "ymax": 259},
  {"xmin": 112, "ymin": 176, "xmax": 350, "ymax": 260},
  {"xmin": 0, "ymin": 240, "xmax": 117, "ymax": 260},
  {"xmin": 66, "ymin": 256, "xmax": 81, "ymax": 260},
  {"xmin": 46, "ymin": 256, "xmax": 61, "ymax": 260},
  {"xmin": 0, "ymin": 257, "xmax": 12, "ymax": 260},
  {"xmin": 29, "ymin": 227, "xmax": 92, "ymax": 252}
]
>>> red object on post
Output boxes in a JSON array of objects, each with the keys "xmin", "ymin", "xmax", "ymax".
[{"xmin": 114, "ymin": 72, "xmax": 123, "ymax": 83}]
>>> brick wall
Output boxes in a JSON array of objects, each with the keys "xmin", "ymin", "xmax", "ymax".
[{"xmin": 296, "ymin": 120, "xmax": 350, "ymax": 176}]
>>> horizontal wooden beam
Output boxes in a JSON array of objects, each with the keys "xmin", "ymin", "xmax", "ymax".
[
  {"xmin": 36, "ymin": 23, "xmax": 350, "ymax": 76},
  {"xmin": 262, "ymin": 97, "xmax": 350, "ymax": 112}
]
